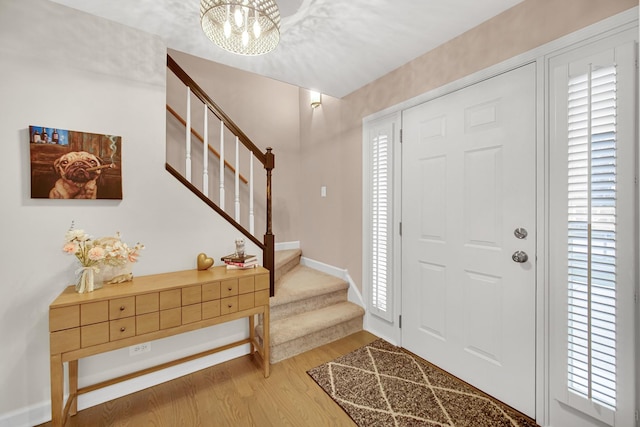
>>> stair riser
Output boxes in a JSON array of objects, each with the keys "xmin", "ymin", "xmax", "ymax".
[
  {"xmin": 270, "ymin": 289, "xmax": 348, "ymax": 322},
  {"xmin": 275, "ymin": 254, "xmax": 301, "ymax": 283},
  {"xmin": 269, "ymin": 317, "xmax": 364, "ymax": 364}
]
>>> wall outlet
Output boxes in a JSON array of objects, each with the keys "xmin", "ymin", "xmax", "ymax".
[{"xmin": 129, "ymin": 342, "xmax": 151, "ymax": 356}]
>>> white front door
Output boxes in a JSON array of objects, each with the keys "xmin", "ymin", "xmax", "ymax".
[{"xmin": 401, "ymin": 63, "xmax": 537, "ymax": 417}]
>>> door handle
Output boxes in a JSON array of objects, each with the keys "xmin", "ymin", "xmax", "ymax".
[{"xmin": 512, "ymin": 251, "xmax": 528, "ymax": 263}]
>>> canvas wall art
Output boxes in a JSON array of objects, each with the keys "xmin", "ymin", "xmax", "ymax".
[{"xmin": 29, "ymin": 126, "xmax": 123, "ymax": 199}]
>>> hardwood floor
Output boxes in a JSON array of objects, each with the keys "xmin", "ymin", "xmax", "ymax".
[{"xmin": 38, "ymin": 331, "xmax": 378, "ymax": 427}]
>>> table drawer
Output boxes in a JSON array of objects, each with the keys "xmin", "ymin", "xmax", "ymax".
[
  {"xmin": 202, "ymin": 281, "xmax": 221, "ymax": 301},
  {"xmin": 255, "ymin": 289, "xmax": 269, "ymax": 307},
  {"xmin": 109, "ymin": 297, "xmax": 135, "ymax": 320},
  {"xmin": 81, "ymin": 301, "xmax": 109, "ymax": 325},
  {"xmin": 182, "ymin": 285, "xmax": 202, "ymax": 306},
  {"xmin": 110, "ymin": 317, "xmax": 136, "ymax": 341},
  {"xmin": 160, "ymin": 308, "xmax": 181, "ymax": 330},
  {"xmin": 220, "ymin": 296, "xmax": 238, "ymax": 315},
  {"xmin": 220, "ymin": 280, "xmax": 238, "ymax": 298},
  {"xmin": 136, "ymin": 293, "xmax": 159, "ymax": 315},
  {"xmin": 238, "ymin": 277, "xmax": 254, "ymax": 294},
  {"xmin": 50, "ymin": 328, "xmax": 80, "ymax": 354},
  {"xmin": 182, "ymin": 304, "xmax": 202, "ymax": 324},
  {"xmin": 202, "ymin": 300, "xmax": 221, "ymax": 319},
  {"xmin": 160, "ymin": 289, "xmax": 181, "ymax": 310},
  {"xmin": 136, "ymin": 312, "xmax": 159, "ymax": 335},
  {"xmin": 50, "ymin": 306, "xmax": 79, "ymax": 332},
  {"xmin": 238, "ymin": 293, "xmax": 254, "ymax": 311},
  {"xmin": 81, "ymin": 322, "xmax": 109, "ymax": 347},
  {"xmin": 255, "ymin": 274, "xmax": 269, "ymax": 291}
]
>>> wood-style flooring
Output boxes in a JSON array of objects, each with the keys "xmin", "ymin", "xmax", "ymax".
[{"xmin": 38, "ymin": 331, "xmax": 378, "ymax": 427}]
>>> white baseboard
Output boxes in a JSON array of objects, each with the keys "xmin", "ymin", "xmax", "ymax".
[
  {"xmin": 1, "ymin": 343, "xmax": 249, "ymax": 427},
  {"xmin": 300, "ymin": 257, "xmax": 365, "ymax": 308},
  {"xmin": 0, "ymin": 403, "xmax": 51, "ymax": 427}
]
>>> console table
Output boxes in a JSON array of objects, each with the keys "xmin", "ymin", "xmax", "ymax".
[{"xmin": 48, "ymin": 266, "xmax": 270, "ymax": 427}]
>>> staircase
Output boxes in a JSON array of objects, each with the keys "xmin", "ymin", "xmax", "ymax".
[{"xmin": 256, "ymin": 249, "xmax": 365, "ymax": 363}]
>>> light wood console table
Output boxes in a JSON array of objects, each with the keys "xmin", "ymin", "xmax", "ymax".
[{"xmin": 48, "ymin": 266, "xmax": 270, "ymax": 427}]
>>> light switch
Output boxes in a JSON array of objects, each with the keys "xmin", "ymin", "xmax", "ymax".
[{"xmin": 321, "ymin": 186, "xmax": 327, "ymax": 197}]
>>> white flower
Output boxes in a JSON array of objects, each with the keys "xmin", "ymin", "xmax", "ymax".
[{"xmin": 65, "ymin": 229, "xmax": 90, "ymax": 243}]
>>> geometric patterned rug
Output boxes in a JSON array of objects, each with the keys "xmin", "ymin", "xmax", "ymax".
[{"xmin": 307, "ymin": 339, "xmax": 538, "ymax": 427}]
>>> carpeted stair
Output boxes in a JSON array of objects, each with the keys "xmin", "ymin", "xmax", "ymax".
[{"xmin": 255, "ymin": 249, "xmax": 365, "ymax": 363}]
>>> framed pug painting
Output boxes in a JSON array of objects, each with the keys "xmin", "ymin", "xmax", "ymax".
[{"xmin": 29, "ymin": 126, "xmax": 123, "ymax": 200}]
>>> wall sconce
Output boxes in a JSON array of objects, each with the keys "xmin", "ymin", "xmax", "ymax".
[{"xmin": 310, "ymin": 91, "xmax": 322, "ymax": 108}]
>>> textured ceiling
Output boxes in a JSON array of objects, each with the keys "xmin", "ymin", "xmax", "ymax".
[{"xmin": 49, "ymin": 0, "xmax": 524, "ymax": 98}]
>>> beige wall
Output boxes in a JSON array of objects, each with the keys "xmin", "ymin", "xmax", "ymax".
[
  {"xmin": 300, "ymin": 0, "xmax": 637, "ymax": 291},
  {"xmin": 298, "ymin": 91, "xmax": 346, "ymax": 261}
]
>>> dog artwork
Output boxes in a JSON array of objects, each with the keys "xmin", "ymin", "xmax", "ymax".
[
  {"xmin": 29, "ymin": 126, "xmax": 123, "ymax": 199},
  {"xmin": 49, "ymin": 151, "xmax": 105, "ymax": 199}
]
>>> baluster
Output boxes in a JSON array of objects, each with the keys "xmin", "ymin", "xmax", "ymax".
[
  {"xmin": 203, "ymin": 104, "xmax": 209, "ymax": 196},
  {"xmin": 235, "ymin": 136, "xmax": 240, "ymax": 222},
  {"xmin": 249, "ymin": 155, "xmax": 254, "ymax": 234},
  {"xmin": 185, "ymin": 87, "xmax": 192, "ymax": 182},
  {"xmin": 219, "ymin": 121, "xmax": 225, "ymax": 210}
]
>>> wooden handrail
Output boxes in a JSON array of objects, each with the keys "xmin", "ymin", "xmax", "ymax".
[{"xmin": 166, "ymin": 104, "xmax": 248, "ymax": 184}]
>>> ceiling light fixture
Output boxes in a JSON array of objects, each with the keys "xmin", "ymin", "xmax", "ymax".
[{"xmin": 201, "ymin": 0, "xmax": 281, "ymax": 56}]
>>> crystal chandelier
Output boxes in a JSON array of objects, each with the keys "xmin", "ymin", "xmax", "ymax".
[{"xmin": 200, "ymin": 0, "xmax": 281, "ymax": 56}]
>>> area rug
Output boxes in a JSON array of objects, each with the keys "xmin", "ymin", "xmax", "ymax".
[{"xmin": 307, "ymin": 339, "xmax": 538, "ymax": 427}]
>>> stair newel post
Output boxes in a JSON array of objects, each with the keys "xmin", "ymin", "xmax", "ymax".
[{"xmin": 264, "ymin": 147, "xmax": 275, "ymax": 296}]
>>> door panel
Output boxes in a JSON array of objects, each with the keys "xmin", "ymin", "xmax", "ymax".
[{"xmin": 401, "ymin": 63, "xmax": 536, "ymax": 417}]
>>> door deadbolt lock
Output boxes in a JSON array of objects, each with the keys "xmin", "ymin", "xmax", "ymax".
[
  {"xmin": 512, "ymin": 251, "xmax": 528, "ymax": 263},
  {"xmin": 514, "ymin": 228, "xmax": 528, "ymax": 239}
]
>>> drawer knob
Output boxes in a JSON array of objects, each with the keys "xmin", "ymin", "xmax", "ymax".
[
  {"xmin": 120, "ymin": 306, "xmax": 125, "ymax": 311},
  {"xmin": 228, "ymin": 287, "xmax": 232, "ymax": 291},
  {"xmin": 120, "ymin": 327, "xmax": 126, "ymax": 332},
  {"xmin": 228, "ymin": 304, "xmax": 232, "ymax": 308}
]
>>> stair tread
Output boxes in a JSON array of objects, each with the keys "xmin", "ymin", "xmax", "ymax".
[
  {"xmin": 272, "ymin": 265, "xmax": 348, "ymax": 306},
  {"xmin": 263, "ymin": 301, "xmax": 365, "ymax": 345}
]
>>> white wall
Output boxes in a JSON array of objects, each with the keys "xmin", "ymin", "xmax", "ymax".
[{"xmin": 0, "ymin": 1, "xmax": 261, "ymax": 425}]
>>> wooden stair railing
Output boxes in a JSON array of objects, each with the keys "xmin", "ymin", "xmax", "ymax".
[
  {"xmin": 166, "ymin": 54, "xmax": 275, "ymax": 296},
  {"xmin": 166, "ymin": 104, "xmax": 248, "ymax": 185}
]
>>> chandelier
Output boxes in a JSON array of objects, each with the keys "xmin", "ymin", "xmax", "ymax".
[{"xmin": 200, "ymin": 0, "xmax": 281, "ymax": 56}]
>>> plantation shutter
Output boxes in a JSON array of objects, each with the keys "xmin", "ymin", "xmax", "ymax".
[
  {"xmin": 566, "ymin": 64, "xmax": 618, "ymax": 410},
  {"xmin": 550, "ymin": 36, "xmax": 636, "ymax": 427},
  {"xmin": 370, "ymin": 125, "xmax": 393, "ymax": 321}
]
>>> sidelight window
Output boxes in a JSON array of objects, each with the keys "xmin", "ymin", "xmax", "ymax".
[{"xmin": 566, "ymin": 64, "xmax": 617, "ymax": 410}]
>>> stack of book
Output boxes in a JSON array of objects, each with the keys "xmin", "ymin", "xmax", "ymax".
[{"xmin": 221, "ymin": 253, "xmax": 258, "ymax": 270}]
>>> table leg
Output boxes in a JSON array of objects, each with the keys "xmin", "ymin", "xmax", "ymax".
[
  {"xmin": 50, "ymin": 354, "xmax": 63, "ymax": 427},
  {"xmin": 249, "ymin": 314, "xmax": 255, "ymax": 355},
  {"xmin": 69, "ymin": 359, "xmax": 78, "ymax": 415},
  {"xmin": 263, "ymin": 306, "xmax": 270, "ymax": 378}
]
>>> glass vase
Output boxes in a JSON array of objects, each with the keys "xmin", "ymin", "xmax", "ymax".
[{"xmin": 75, "ymin": 266, "xmax": 102, "ymax": 293}]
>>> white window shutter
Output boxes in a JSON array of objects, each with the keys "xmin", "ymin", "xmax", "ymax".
[
  {"xmin": 549, "ymin": 37, "xmax": 636, "ymax": 427},
  {"xmin": 566, "ymin": 64, "xmax": 618, "ymax": 410},
  {"xmin": 369, "ymin": 124, "xmax": 394, "ymax": 322}
]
